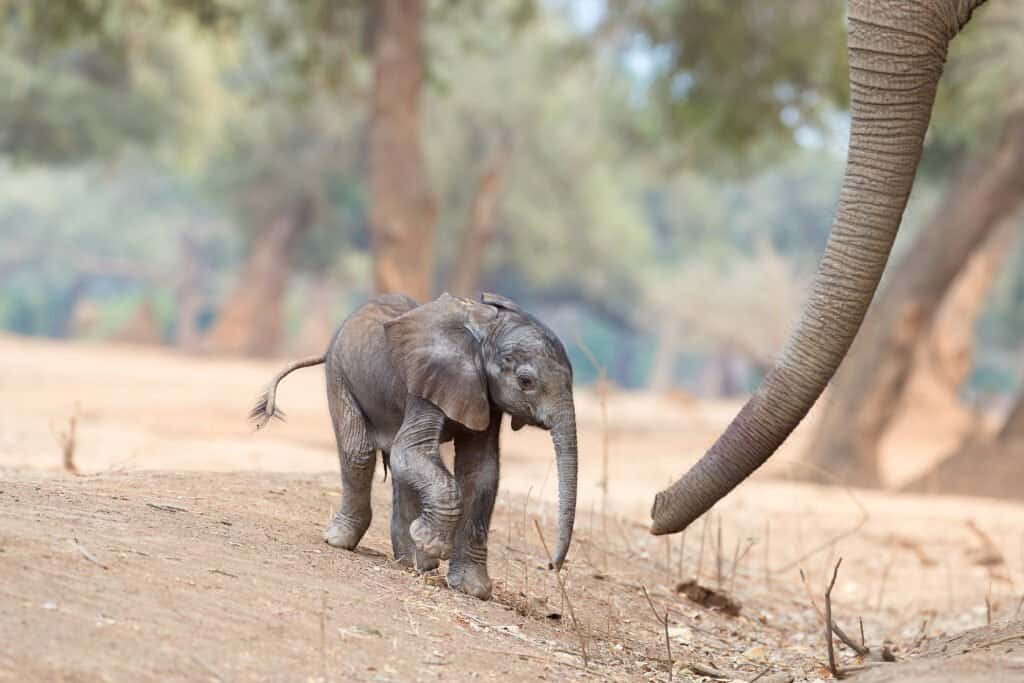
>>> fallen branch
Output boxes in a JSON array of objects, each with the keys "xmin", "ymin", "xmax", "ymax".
[
  {"xmin": 979, "ymin": 632, "xmax": 1024, "ymax": 649},
  {"xmin": 463, "ymin": 645, "xmax": 613, "ymax": 681},
  {"xmin": 146, "ymin": 503, "xmax": 189, "ymax": 513},
  {"xmin": 688, "ymin": 662, "xmax": 734, "ymax": 679}
]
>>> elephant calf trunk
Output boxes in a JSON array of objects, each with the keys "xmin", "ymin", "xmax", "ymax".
[{"xmin": 549, "ymin": 406, "xmax": 578, "ymax": 569}]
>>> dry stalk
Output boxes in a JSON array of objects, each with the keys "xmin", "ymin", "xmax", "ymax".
[
  {"xmin": 716, "ymin": 516, "xmax": 724, "ymax": 588},
  {"xmin": 875, "ymin": 554, "xmax": 894, "ymax": 611},
  {"xmin": 772, "ymin": 460, "xmax": 869, "ymax": 575},
  {"xmin": 678, "ymin": 528, "xmax": 687, "ymax": 581},
  {"xmin": 534, "ymin": 520, "xmax": 588, "ymax": 667},
  {"xmin": 824, "ymin": 558, "xmax": 843, "ymax": 678},
  {"xmin": 696, "ymin": 516, "xmax": 708, "ymax": 582},
  {"xmin": 641, "ymin": 585, "xmax": 672, "ymax": 682},
  {"xmin": 574, "ymin": 335, "xmax": 610, "ymax": 535},
  {"xmin": 729, "ymin": 537, "xmax": 756, "ymax": 595},
  {"xmin": 505, "ymin": 495, "xmax": 512, "ymax": 592},
  {"xmin": 665, "ymin": 535, "xmax": 672, "ymax": 586},
  {"xmin": 319, "ymin": 591, "xmax": 328, "ymax": 680},
  {"xmin": 912, "ymin": 618, "xmax": 929, "ymax": 650},
  {"xmin": 986, "ymin": 582, "xmax": 993, "ymax": 626},
  {"xmin": 53, "ymin": 410, "xmax": 80, "ymax": 475},
  {"xmin": 1016, "ymin": 593, "xmax": 1024, "ymax": 618},
  {"xmin": 800, "ymin": 564, "xmax": 869, "ymax": 660},
  {"xmin": 522, "ymin": 487, "xmax": 533, "ymax": 615}
]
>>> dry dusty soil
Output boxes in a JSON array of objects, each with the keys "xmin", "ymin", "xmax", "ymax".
[{"xmin": 2, "ymin": 335, "xmax": 1024, "ymax": 681}]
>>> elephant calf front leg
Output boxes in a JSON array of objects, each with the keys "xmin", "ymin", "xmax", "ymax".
[
  {"xmin": 390, "ymin": 397, "xmax": 461, "ymax": 561},
  {"xmin": 448, "ymin": 420, "xmax": 500, "ymax": 600}
]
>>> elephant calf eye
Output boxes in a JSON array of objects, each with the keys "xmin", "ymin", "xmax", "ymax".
[{"xmin": 517, "ymin": 375, "xmax": 535, "ymax": 390}]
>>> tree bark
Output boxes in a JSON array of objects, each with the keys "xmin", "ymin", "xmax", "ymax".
[
  {"xmin": 115, "ymin": 298, "xmax": 163, "ymax": 346},
  {"xmin": 368, "ymin": 0, "xmax": 436, "ymax": 302},
  {"xmin": 205, "ymin": 196, "xmax": 314, "ymax": 357},
  {"xmin": 902, "ymin": 217, "xmax": 1016, "ymax": 413},
  {"xmin": 806, "ymin": 114, "xmax": 1024, "ymax": 487},
  {"xmin": 446, "ymin": 134, "xmax": 513, "ymax": 297},
  {"xmin": 293, "ymin": 274, "xmax": 338, "ymax": 355}
]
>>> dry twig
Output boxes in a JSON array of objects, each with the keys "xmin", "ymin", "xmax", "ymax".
[
  {"xmin": 534, "ymin": 520, "xmax": 588, "ymax": 666},
  {"xmin": 773, "ymin": 461, "xmax": 869, "ymax": 574},
  {"xmin": 801, "ymin": 564, "xmax": 870, "ymax": 660},
  {"xmin": 824, "ymin": 558, "xmax": 843, "ymax": 678},
  {"xmin": 53, "ymin": 410, "xmax": 80, "ymax": 475},
  {"xmin": 641, "ymin": 585, "xmax": 672, "ymax": 682},
  {"xmin": 979, "ymin": 632, "xmax": 1024, "ymax": 649},
  {"xmin": 71, "ymin": 537, "xmax": 108, "ymax": 570}
]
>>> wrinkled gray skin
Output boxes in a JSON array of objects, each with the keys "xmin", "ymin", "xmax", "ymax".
[
  {"xmin": 650, "ymin": 0, "xmax": 990, "ymax": 535},
  {"xmin": 252, "ymin": 292, "xmax": 577, "ymax": 600}
]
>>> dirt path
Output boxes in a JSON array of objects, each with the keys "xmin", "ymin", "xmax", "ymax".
[{"xmin": 2, "ymin": 335, "xmax": 1024, "ymax": 681}]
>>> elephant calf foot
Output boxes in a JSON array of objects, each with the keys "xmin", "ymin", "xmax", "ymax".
[
  {"xmin": 323, "ymin": 510, "xmax": 371, "ymax": 550},
  {"xmin": 409, "ymin": 516, "xmax": 453, "ymax": 561},
  {"xmin": 448, "ymin": 563, "xmax": 492, "ymax": 600},
  {"xmin": 393, "ymin": 549, "xmax": 441, "ymax": 573}
]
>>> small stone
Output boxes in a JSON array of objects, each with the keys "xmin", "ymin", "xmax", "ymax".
[
  {"xmin": 41, "ymin": 601, "xmax": 57, "ymax": 610},
  {"xmin": 667, "ymin": 626, "xmax": 693, "ymax": 643},
  {"xmin": 742, "ymin": 645, "xmax": 768, "ymax": 661}
]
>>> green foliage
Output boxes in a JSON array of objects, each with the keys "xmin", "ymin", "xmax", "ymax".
[
  {"xmin": 597, "ymin": 0, "xmax": 848, "ymax": 168},
  {"xmin": 932, "ymin": 0, "xmax": 1024, "ymax": 155}
]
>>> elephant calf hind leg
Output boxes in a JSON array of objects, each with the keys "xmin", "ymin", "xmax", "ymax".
[
  {"xmin": 390, "ymin": 473, "xmax": 440, "ymax": 572},
  {"xmin": 324, "ymin": 449, "xmax": 376, "ymax": 550}
]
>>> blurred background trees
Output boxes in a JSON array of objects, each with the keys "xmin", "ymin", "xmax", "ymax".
[{"xmin": 2, "ymin": 0, "xmax": 1024, "ymax": 493}]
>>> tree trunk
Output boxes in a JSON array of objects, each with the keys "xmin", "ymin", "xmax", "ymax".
[
  {"xmin": 368, "ymin": 0, "xmax": 436, "ymax": 302},
  {"xmin": 902, "ymin": 217, "xmax": 1016, "ymax": 412},
  {"xmin": 115, "ymin": 298, "xmax": 163, "ymax": 346},
  {"xmin": 205, "ymin": 196, "xmax": 314, "ymax": 357},
  {"xmin": 806, "ymin": 114, "xmax": 1024, "ymax": 487},
  {"xmin": 998, "ymin": 383, "xmax": 1024, "ymax": 441},
  {"xmin": 882, "ymin": 216, "xmax": 1017, "ymax": 486},
  {"xmin": 902, "ymin": 377, "xmax": 1024, "ymax": 499},
  {"xmin": 293, "ymin": 274, "xmax": 338, "ymax": 355},
  {"xmin": 447, "ymin": 134, "xmax": 513, "ymax": 296}
]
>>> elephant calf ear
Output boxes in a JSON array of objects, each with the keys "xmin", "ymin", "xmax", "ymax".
[
  {"xmin": 481, "ymin": 291, "xmax": 524, "ymax": 314},
  {"xmin": 383, "ymin": 294, "xmax": 493, "ymax": 431}
]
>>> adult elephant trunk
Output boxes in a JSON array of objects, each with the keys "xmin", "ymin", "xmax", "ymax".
[
  {"xmin": 650, "ymin": 0, "xmax": 989, "ymax": 535},
  {"xmin": 549, "ymin": 400, "xmax": 578, "ymax": 569}
]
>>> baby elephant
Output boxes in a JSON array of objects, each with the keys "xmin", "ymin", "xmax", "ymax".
[{"xmin": 251, "ymin": 292, "xmax": 578, "ymax": 599}]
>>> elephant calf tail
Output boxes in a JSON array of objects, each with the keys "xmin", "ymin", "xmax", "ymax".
[{"xmin": 249, "ymin": 355, "xmax": 326, "ymax": 430}]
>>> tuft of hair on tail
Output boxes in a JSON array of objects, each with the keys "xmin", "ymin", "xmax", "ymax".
[
  {"xmin": 247, "ymin": 354, "xmax": 326, "ymax": 431},
  {"xmin": 249, "ymin": 385, "xmax": 286, "ymax": 430}
]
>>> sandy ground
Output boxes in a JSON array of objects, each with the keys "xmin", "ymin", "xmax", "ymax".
[{"xmin": 2, "ymin": 334, "xmax": 1023, "ymax": 681}]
